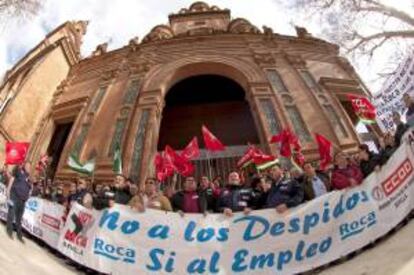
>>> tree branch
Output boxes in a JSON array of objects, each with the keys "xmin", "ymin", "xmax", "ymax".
[{"xmin": 348, "ymin": 30, "xmax": 414, "ymax": 53}]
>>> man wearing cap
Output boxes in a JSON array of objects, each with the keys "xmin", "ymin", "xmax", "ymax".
[{"xmin": 265, "ymin": 164, "xmax": 304, "ymax": 214}]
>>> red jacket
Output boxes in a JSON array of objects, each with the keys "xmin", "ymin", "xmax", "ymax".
[{"xmin": 331, "ymin": 164, "xmax": 364, "ymax": 190}]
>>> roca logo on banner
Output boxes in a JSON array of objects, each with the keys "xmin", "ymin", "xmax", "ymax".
[
  {"xmin": 26, "ymin": 199, "xmax": 38, "ymax": 212},
  {"xmin": 63, "ymin": 210, "xmax": 94, "ymax": 256},
  {"xmin": 371, "ymin": 158, "xmax": 413, "ymax": 201},
  {"xmin": 93, "ymin": 238, "xmax": 136, "ymax": 264}
]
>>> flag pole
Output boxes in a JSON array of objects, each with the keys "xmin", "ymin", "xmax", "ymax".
[{"xmin": 206, "ymin": 149, "xmax": 213, "ymax": 181}]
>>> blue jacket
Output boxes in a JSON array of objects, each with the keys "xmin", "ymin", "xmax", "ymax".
[{"xmin": 266, "ymin": 177, "xmax": 304, "ymax": 208}]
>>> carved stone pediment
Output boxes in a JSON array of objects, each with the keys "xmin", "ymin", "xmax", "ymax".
[
  {"xmin": 128, "ymin": 60, "xmax": 153, "ymax": 74},
  {"xmin": 295, "ymin": 26, "xmax": 312, "ymax": 39},
  {"xmin": 142, "ymin": 25, "xmax": 174, "ymax": 44},
  {"xmin": 228, "ymin": 18, "xmax": 261, "ymax": 34},
  {"xmin": 253, "ymin": 52, "xmax": 276, "ymax": 66},
  {"xmin": 283, "ymin": 53, "xmax": 306, "ymax": 68},
  {"xmin": 262, "ymin": 25, "xmax": 273, "ymax": 38},
  {"xmin": 101, "ymin": 69, "xmax": 118, "ymax": 81},
  {"xmin": 92, "ymin": 43, "xmax": 108, "ymax": 56},
  {"xmin": 128, "ymin": 37, "xmax": 140, "ymax": 51}
]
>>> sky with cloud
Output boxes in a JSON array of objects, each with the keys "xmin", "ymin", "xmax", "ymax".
[{"xmin": 0, "ymin": 0, "xmax": 411, "ymax": 94}]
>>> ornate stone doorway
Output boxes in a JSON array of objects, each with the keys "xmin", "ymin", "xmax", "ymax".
[
  {"xmin": 157, "ymin": 74, "xmax": 261, "ymax": 181},
  {"xmin": 46, "ymin": 122, "xmax": 74, "ymax": 180}
]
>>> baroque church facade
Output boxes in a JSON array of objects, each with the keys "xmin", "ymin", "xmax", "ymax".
[{"xmin": 0, "ymin": 2, "xmax": 377, "ymax": 183}]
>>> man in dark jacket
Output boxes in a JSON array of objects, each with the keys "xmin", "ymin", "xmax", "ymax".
[
  {"xmin": 392, "ymin": 112, "xmax": 409, "ymax": 147},
  {"xmin": 251, "ymin": 176, "xmax": 272, "ymax": 209},
  {"xmin": 358, "ymin": 144, "xmax": 382, "ymax": 178},
  {"xmin": 266, "ymin": 164, "xmax": 304, "ymax": 213},
  {"xmin": 198, "ymin": 176, "xmax": 220, "ymax": 212},
  {"xmin": 302, "ymin": 163, "xmax": 330, "ymax": 201},
  {"xmin": 217, "ymin": 172, "xmax": 254, "ymax": 216},
  {"xmin": 378, "ymin": 134, "xmax": 396, "ymax": 165},
  {"xmin": 6, "ymin": 162, "xmax": 32, "ymax": 242},
  {"xmin": 112, "ymin": 174, "xmax": 131, "ymax": 205},
  {"xmin": 172, "ymin": 177, "xmax": 207, "ymax": 214}
]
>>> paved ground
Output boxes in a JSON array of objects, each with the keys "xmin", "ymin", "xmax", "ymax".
[
  {"xmin": 320, "ymin": 219, "xmax": 414, "ymax": 275},
  {"xmin": 0, "ymin": 220, "xmax": 414, "ymax": 275},
  {"xmin": 0, "ymin": 223, "xmax": 80, "ymax": 275}
]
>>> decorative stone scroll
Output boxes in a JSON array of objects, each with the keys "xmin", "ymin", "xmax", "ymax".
[{"xmin": 91, "ymin": 42, "xmax": 108, "ymax": 56}]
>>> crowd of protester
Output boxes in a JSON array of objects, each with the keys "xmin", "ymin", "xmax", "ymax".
[{"xmin": 1, "ymin": 96, "xmax": 412, "ymax": 222}]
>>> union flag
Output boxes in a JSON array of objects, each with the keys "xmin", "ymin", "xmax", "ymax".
[
  {"xmin": 202, "ymin": 125, "xmax": 225, "ymax": 152},
  {"xmin": 315, "ymin": 133, "xmax": 333, "ymax": 170},
  {"xmin": 181, "ymin": 137, "xmax": 200, "ymax": 160},
  {"xmin": 5, "ymin": 142, "xmax": 30, "ymax": 165},
  {"xmin": 165, "ymin": 145, "xmax": 194, "ymax": 177},
  {"xmin": 347, "ymin": 94, "xmax": 376, "ymax": 124}
]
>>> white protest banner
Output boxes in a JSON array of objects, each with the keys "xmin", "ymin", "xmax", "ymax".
[
  {"xmin": 374, "ymin": 51, "xmax": 414, "ymax": 131},
  {"xmin": 21, "ymin": 197, "xmax": 44, "ymax": 239},
  {"xmin": 38, "ymin": 199, "xmax": 66, "ymax": 247},
  {"xmin": 2, "ymin": 129, "xmax": 414, "ymax": 274},
  {"xmin": 0, "ymin": 184, "xmax": 65, "ymax": 249},
  {"xmin": 56, "ymin": 134, "xmax": 414, "ymax": 275}
]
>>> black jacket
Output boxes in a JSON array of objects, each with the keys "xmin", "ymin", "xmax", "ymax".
[
  {"xmin": 217, "ymin": 185, "xmax": 255, "ymax": 212},
  {"xmin": 113, "ymin": 188, "xmax": 132, "ymax": 205},
  {"xmin": 266, "ymin": 178, "xmax": 304, "ymax": 208},
  {"xmin": 379, "ymin": 145, "xmax": 396, "ymax": 165},
  {"xmin": 251, "ymin": 189, "xmax": 269, "ymax": 210},
  {"xmin": 171, "ymin": 190, "xmax": 207, "ymax": 213},
  {"xmin": 394, "ymin": 122, "xmax": 409, "ymax": 147},
  {"xmin": 198, "ymin": 187, "xmax": 217, "ymax": 212},
  {"xmin": 360, "ymin": 153, "xmax": 382, "ymax": 178}
]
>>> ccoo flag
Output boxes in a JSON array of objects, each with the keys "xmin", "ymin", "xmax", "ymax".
[
  {"xmin": 181, "ymin": 137, "xmax": 200, "ymax": 160},
  {"xmin": 202, "ymin": 125, "xmax": 225, "ymax": 152},
  {"xmin": 5, "ymin": 142, "xmax": 30, "ymax": 165}
]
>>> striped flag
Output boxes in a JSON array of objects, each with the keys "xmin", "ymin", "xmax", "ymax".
[
  {"xmin": 67, "ymin": 154, "xmax": 95, "ymax": 175},
  {"xmin": 113, "ymin": 144, "xmax": 123, "ymax": 175}
]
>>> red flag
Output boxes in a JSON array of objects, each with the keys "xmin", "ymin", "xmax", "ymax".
[
  {"xmin": 181, "ymin": 137, "xmax": 200, "ymax": 160},
  {"xmin": 5, "ymin": 142, "xmax": 29, "ymax": 165},
  {"xmin": 293, "ymin": 151, "xmax": 305, "ymax": 167},
  {"xmin": 347, "ymin": 94, "xmax": 376, "ymax": 124},
  {"xmin": 165, "ymin": 145, "xmax": 194, "ymax": 177},
  {"xmin": 315, "ymin": 133, "xmax": 333, "ymax": 170},
  {"xmin": 252, "ymin": 152, "xmax": 276, "ymax": 165},
  {"xmin": 154, "ymin": 152, "xmax": 174, "ymax": 182},
  {"xmin": 202, "ymin": 125, "xmax": 225, "ymax": 151},
  {"xmin": 237, "ymin": 146, "xmax": 263, "ymax": 167},
  {"xmin": 35, "ymin": 154, "xmax": 49, "ymax": 172},
  {"xmin": 270, "ymin": 129, "xmax": 301, "ymax": 158}
]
